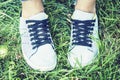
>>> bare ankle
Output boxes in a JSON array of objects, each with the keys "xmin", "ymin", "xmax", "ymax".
[
  {"xmin": 75, "ymin": 0, "xmax": 96, "ymax": 13},
  {"xmin": 21, "ymin": 0, "xmax": 44, "ymax": 18},
  {"xmin": 75, "ymin": 6, "xmax": 96, "ymax": 13}
]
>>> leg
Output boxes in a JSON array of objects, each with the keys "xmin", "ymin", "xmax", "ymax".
[
  {"xmin": 75, "ymin": 0, "xmax": 96, "ymax": 13},
  {"xmin": 22, "ymin": 0, "xmax": 44, "ymax": 18}
]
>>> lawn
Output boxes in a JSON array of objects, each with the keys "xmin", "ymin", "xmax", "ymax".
[{"xmin": 0, "ymin": 0, "xmax": 120, "ymax": 80}]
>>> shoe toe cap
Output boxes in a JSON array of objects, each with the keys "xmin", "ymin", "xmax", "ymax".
[
  {"xmin": 29, "ymin": 44, "xmax": 57, "ymax": 71},
  {"xmin": 68, "ymin": 46, "xmax": 98, "ymax": 67}
]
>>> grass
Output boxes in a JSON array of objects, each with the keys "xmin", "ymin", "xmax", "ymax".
[{"xmin": 0, "ymin": 0, "xmax": 120, "ymax": 80}]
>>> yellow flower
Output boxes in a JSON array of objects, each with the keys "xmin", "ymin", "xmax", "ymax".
[{"xmin": 0, "ymin": 45, "xmax": 8, "ymax": 59}]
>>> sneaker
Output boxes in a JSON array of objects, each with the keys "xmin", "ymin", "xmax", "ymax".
[
  {"xmin": 68, "ymin": 10, "xmax": 99, "ymax": 67},
  {"xmin": 19, "ymin": 13, "xmax": 57, "ymax": 71}
]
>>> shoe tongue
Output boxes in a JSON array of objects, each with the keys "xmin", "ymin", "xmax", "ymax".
[
  {"xmin": 27, "ymin": 12, "xmax": 48, "ymax": 20},
  {"xmin": 72, "ymin": 10, "xmax": 95, "ymax": 20}
]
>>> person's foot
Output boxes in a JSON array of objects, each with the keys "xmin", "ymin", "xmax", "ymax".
[
  {"xmin": 68, "ymin": 10, "xmax": 99, "ymax": 67},
  {"xmin": 19, "ymin": 13, "xmax": 57, "ymax": 71}
]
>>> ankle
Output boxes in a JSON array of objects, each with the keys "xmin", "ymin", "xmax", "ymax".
[
  {"xmin": 21, "ymin": 0, "xmax": 44, "ymax": 18},
  {"xmin": 75, "ymin": 7, "xmax": 96, "ymax": 13},
  {"xmin": 22, "ymin": 9, "xmax": 44, "ymax": 18},
  {"xmin": 75, "ymin": 6, "xmax": 96, "ymax": 13},
  {"xmin": 75, "ymin": 0, "xmax": 96, "ymax": 13}
]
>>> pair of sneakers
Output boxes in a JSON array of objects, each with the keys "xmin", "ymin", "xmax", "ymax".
[{"xmin": 19, "ymin": 10, "xmax": 99, "ymax": 71}]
